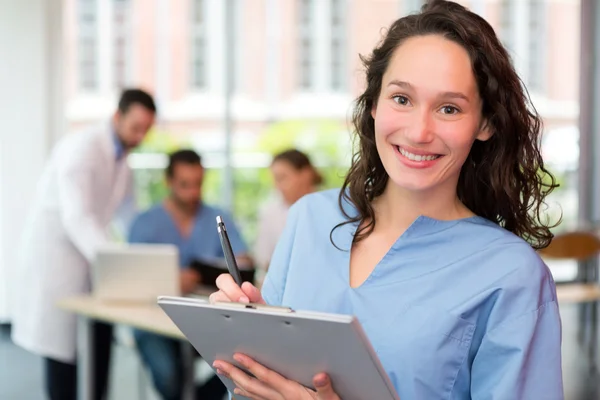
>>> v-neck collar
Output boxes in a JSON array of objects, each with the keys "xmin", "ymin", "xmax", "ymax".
[
  {"xmin": 161, "ymin": 203, "xmax": 203, "ymax": 243},
  {"xmin": 335, "ymin": 214, "xmax": 486, "ymax": 290}
]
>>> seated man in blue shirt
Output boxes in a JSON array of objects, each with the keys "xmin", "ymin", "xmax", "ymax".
[{"xmin": 129, "ymin": 149, "xmax": 251, "ymax": 400}]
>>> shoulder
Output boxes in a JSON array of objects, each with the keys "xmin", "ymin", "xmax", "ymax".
[
  {"xmin": 131, "ymin": 205, "xmax": 164, "ymax": 227},
  {"xmin": 292, "ymin": 188, "xmax": 342, "ymax": 216},
  {"xmin": 55, "ymin": 125, "xmax": 109, "ymax": 159},
  {"xmin": 458, "ymin": 218, "xmax": 557, "ymax": 319},
  {"xmin": 199, "ymin": 203, "xmax": 241, "ymax": 230},
  {"xmin": 200, "ymin": 203, "xmax": 228, "ymax": 219},
  {"xmin": 277, "ymin": 188, "xmax": 348, "ymax": 241}
]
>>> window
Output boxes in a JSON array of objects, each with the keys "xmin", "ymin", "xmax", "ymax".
[
  {"xmin": 113, "ymin": 0, "xmax": 131, "ymax": 90},
  {"xmin": 298, "ymin": 0, "xmax": 314, "ymax": 89},
  {"xmin": 297, "ymin": 0, "xmax": 347, "ymax": 92},
  {"xmin": 500, "ymin": 0, "xmax": 547, "ymax": 94},
  {"xmin": 528, "ymin": 0, "xmax": 547, "ymax": 93},
  {"xmin": 499, "ymin": 0, "xmax": 515, "ymax": 53},
  {"xmin": 78, "ymin": 0, "xmax": 98, "ymax": 90},
  {"xmin": 191, "ymin": 0, "xmax": 207, "ymax": 90},
  {"xmin": 402, "ymin": 0, "xmax": 423, "ymax": 15},
  {"xmin": 330, "ymin": 0, "xmax": 346, "ymax": 91}
]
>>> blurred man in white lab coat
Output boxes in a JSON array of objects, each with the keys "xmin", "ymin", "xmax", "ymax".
[{"xmin": 11, "ymin": 89, "xmax": 156, "ymax": 400}]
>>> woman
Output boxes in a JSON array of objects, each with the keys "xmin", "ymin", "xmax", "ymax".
[
  {"xmin": 211, "ymin": 1, "xmax": 563, "ymax": 399},
  {"xmin": 254, "ymin": 149, "xmax": 323, "ymax": 276}
]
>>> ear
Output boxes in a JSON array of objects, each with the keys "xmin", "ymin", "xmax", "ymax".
[
  {"xmin": 112, "ymin": 111, "xmax": 121, "ymax": 126},
  {"xmin": 476, "ymin": 119, "xmax": 493, "ymax": 142},
  {"xmin": 371, "ymin": 103, "xmax": 377, "ymax": 120}
]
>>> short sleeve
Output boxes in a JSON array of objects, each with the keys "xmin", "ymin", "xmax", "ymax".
[
  {"xmin": 128, "ymin": 213, "xmax": 154, "ymax": 244},
  {"xmin": 261, "ymin": 197, "xmax": 304, "ymax": 306},
  {"xmin": 471, "ymin": 301, "xmax": 563, "ymax": 399}
]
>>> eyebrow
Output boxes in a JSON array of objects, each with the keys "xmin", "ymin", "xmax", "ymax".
[{"xmin": 387, "ymin": 80, "xmax": 471, "ymax": 103}]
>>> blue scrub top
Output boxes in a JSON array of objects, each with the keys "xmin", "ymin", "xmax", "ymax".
[
  {"xmin": 262, "ymin": 189, "xmax": 563, "ymax": 400},
  {"xmin": 128, "ymin": 203, "xmax": 248, "ymax": 267}
]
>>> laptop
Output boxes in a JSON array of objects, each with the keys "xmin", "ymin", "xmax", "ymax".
[{"xmin": 91, "ymin": 243, "xmax": 180, "ymax": 303}]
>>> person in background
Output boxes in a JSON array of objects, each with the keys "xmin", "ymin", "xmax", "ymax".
[
  {"xmin": 209, "ymin": 1, "xmax": 564, "ymax": 399},
  {"xmin": 128, "ymin": 149, "xmax": 251, "ymax": 400},
  {"xmin": 254, "ymin": 149, "xmax": 322, "ymax": 278},
  {"xmin": 11, "ymin": 89, "xmax": 156, "ymax": 400}
]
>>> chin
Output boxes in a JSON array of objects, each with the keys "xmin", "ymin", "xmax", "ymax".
[{"xmin": 387, "ymin": 175, "xmax": 436, "ymax": 193}]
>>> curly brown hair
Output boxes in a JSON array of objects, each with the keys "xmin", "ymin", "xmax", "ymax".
[{"xmin": 335, "ymin": 0, "xmax": 559, "ymax": 250}]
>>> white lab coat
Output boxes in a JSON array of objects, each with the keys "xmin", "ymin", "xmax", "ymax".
[{"xmin": 11, "ymin": 123, "xmax": 136, "ymax": 363}]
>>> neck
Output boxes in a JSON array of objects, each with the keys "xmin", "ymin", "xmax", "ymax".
[
  {"xmin": 164, "ymin": 197, "xmax": 199, "ymax": 218},
  {"xmin": 372, "ymin": 178, "xmax": 472, "ymax": 232}
]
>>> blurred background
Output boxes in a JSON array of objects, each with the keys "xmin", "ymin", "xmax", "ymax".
[
  {"xmin": 0, "ymin": 0, "xmax": 597, "ymax": 398},
  {"xmin": 60, "ymin": 0, "xmax": 580, "ymax": 244}
]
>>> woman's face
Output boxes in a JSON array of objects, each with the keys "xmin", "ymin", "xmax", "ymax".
[
  {"xmin": 372, "ymin": 34, "xmax": 491, "ymax": 197},
  {"xmin": 270, "ymin": 160, "xmax": 314, "ymax": 205}
]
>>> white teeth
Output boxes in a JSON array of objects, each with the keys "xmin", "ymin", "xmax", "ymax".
[{"xmin": 398, "ymin": 147, "xmax": 439, "ymax": 161}]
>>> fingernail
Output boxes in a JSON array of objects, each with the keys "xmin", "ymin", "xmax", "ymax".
[
  {"xmin": 212, "ymin": 361, "xmax": 222, "ymax": 369},
  {"xmin": 314, "ymin": 374, "xmax": 328, "ymax": 387},
  {"xmin": 233, "ymin": 353, "xmax": 245, "ymax": 365},
  {"xmin": 239, "ymin": 296, "xmax": 250, "ymax": 303}
]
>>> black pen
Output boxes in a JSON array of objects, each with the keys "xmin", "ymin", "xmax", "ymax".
[{"xmin": 216, "ymin": 216, "xmax": 243, "ymax": 286}]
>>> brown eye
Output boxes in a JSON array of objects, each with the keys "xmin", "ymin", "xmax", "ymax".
[
  {"xmin": 441, "ymin": 105, "xmax": 459, "ymax": 115},
  {"xmin": 393, "ymin": 95, "xmax": 410, "ymax": 106}
]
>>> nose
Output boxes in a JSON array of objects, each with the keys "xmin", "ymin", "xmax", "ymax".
[{"xmin": 406, "ymin": 110, "xmax": 434, "ymax": 144}]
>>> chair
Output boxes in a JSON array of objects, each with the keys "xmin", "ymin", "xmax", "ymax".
[
  {"xmin": 539, "ymin": 231, "xmax": 600, "ymax": 303},
  {"xmin": 539, "ymin": 230, "xmax": 600, "ymax": 371}
]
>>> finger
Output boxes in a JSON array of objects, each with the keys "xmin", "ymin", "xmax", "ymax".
[
  {"xmin": 214, "ymin": 360, "xmax": 281, "ymax": 400},
  {"xmin": 215, "ymin": 274, "xmax": 249, "ymax": 303},
  {"xmin": 313, "ymin": 373, "xmax": 340, "ymax": 400},
  {"xmin": 233, "ymin": 353, "xmax": 295, "ymax": 397},
  {"xmin": 208, "ymin": 290, "xmax": 231, "ymax": 304},
  {"xmin": 233, "ymin": 386, "xmax": 257, "ymax": 399},
  {"xmin": 241, "ymin": 282, "xmax": 266, "ymax": 304}
]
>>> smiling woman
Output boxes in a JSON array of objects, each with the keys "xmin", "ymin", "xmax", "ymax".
[{"xmin": 208, "ymin": 1, "xmax": 564, "ymax": 400}]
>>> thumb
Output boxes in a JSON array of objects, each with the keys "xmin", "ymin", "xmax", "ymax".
[{"xmin": 313, "ymin": 373, "xmax": 339, "ymax": 400}]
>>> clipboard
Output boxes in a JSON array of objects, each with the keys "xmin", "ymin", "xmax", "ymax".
[{"xmin": 158, "ymin": 296, "xmax": 400, "ymax": 400}]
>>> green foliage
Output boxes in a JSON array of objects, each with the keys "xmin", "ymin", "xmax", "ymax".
[
  {"xmin": 256, "ymin": 119, "xmax": 352, "ymax": 166},
  {"xmin": 234, "ymin": 119, "xmax": 351, "ymax": 244},
  {"xmin": 131, "ymin": 128, "xmax": 190, "ymax": 209},
  {"xmin": 130, "ymin": 120, "xmax": 352, "ymax": 247}
]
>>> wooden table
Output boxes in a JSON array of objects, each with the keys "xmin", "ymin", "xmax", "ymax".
[{"xmin": 58, "ymin": 290, "xmax": 212, "ymax": 400}]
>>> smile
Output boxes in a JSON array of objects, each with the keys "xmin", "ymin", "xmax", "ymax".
[{"xmin": 395, "ymin": 146, "xmax": 442, "ymax": 162}]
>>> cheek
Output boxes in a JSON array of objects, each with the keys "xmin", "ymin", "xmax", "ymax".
[
  {"xmin": 435, "ymin": 122, "xmax": 479, "ymax": 156},
  {"xmin": 374, "ymin": 108, "xmax": 414, "ymax": 146}
]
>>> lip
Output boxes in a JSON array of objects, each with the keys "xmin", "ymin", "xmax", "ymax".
[{"xmin": 394, "ymin": 145, "xmax": 443, "ymax": 169}]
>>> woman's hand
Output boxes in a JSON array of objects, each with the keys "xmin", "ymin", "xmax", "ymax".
[
  {"xmin": 209, "ymin": 273, "xmax": 265, "ymax": 305},
  {"xmin": 213, "ymin": 353, "xmax": 340, "ymax": 400}
]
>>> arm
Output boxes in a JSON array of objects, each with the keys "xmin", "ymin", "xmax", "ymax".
[
  {"xmin": 111, "ymin": 172, "xmax": 138, "ymax": 241},
  {"xmin": 56, "ymin": 152, "xmax": 108, "ymax": 262},
  {"xmin": 471, "ymin": 301, "xmax": 563, "ymax": 399}
]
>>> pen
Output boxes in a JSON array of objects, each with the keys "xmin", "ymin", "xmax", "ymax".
[{"xmin": 216, "ymin": 215, "xmax": 243, "ymax": 286}]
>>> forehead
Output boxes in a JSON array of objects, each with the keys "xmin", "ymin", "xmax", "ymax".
[
  {"xmin": 383, "ymin": 34, "xmax": 478, "ymax": 97},
  {"xmin": 122, "ymin": 103, "xmax": 155, "ymax": 119},
  {"xmin": 171, "ymin": 163, "xmax": 203, "ymax": 178}
]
